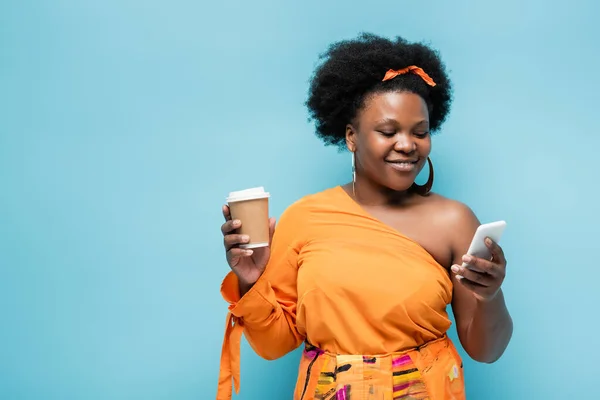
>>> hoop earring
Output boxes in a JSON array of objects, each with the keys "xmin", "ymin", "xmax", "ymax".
[
  {"xmin": 351, "ymin": 151, "xmax": 356, "ymax": 197},
  {"xmin": 411, "ymin": 157, "xmax": 434, "ymax": 196}
]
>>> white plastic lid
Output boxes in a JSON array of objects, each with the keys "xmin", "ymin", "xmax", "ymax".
[{"xmin": 226, "ymin": 186, "xmax": 270, "ymax": 202}]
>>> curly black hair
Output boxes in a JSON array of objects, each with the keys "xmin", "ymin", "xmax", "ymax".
[{"xmin": 306, "ymin": 33, "xmax": 453, "ymax": 148}]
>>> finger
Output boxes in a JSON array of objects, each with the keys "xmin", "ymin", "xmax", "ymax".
[
  {"xmin": 485, "ymin": 237, "xmax": 506, "ymax": 265},
  {"xmin": 268, "ymin": 217, "xmax": 276, "ymax": 244},
  {"xmin": 462, "ymin": 254, "xmax": 499, "ymax": 276},
  {"xmin": 227, "ymin": 247, "xmax": 254, "ymax": 262},
  {"xmin": 221, "ymin": 218, "xmax": 241, "ymax": 235},
  {"xmin": 452, "ymin": 264, "xmax": 493, "ymax": 287},
  {"xmin": 222, "ymin": 205, "xmax": 232, "ymax": 221},
  {"xmin": 224, "ymin": 233, "xmax": 250, "ymax": 250}
]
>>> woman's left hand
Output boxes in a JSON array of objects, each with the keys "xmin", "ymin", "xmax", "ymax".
[{"xmin": 451, "ymin": 237, "xmax": 507, "ymax": 302}]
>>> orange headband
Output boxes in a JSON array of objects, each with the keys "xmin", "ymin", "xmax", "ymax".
[{"xmin": 382, "ymin": 65, "xmax": 436, "ymax": 87}]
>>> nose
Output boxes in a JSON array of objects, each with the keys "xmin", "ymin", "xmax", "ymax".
[{"xmin": 393, "ymin": 132, "xmax": 417, "ymax": 154}]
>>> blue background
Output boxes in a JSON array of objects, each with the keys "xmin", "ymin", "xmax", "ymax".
[{"xmin": 1, "ymin": 0, "xmax": 598, "ymax": 399}]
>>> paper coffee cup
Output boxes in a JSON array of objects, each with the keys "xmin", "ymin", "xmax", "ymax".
[{"xmin": 226, "ymin": 187, "xmax": 270, "ymax": 249}]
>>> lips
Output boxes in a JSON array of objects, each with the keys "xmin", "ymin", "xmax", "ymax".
[{"xmin": 385, "ymin": 159, "xmax": 419, "ymax": 172}]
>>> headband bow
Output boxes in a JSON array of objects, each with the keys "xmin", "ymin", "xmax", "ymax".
[{"xmin": 382, "ymin": 65, "xmax": 436, "ymax": 87}]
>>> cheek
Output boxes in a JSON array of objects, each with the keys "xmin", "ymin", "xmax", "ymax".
[
  {"xmin": 417, "ymin": 145, "xmax": 432, "ymax": 171},
  {"xmin": 420, "ymin": 135, "xmax": 432, "ymax": 149},
  {"xmin": 360, "ymin": 150, "xmax": 381, "ymax": 172},
  {"xmin": 357, "ymin": 136, "xmax": 385, "ymax": 164},
  {"xmin": 371, "ymin": 134, "xmax": 395, "ymax": 155},
  {"xmin": 418, "ymin": 139, "xmax": 432, "ymax": 158}
]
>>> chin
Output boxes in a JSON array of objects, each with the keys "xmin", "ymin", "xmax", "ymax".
[{"xmin": 383, "ymin": 179, "xmax": 415, "ymax": 193}]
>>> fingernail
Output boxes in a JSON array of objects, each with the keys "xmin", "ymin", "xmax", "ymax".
[
  {"xmin": 451, "ymin": 265, "xmax": 460, "ymax": 274},
  {"xmin": 456, "ymin": 275, "xmax": 464, "ymax": 280},
  {"xmin": 245, "ymin": 250, "xmax": 253, "ymax": 256},
  {"xmin": 485, "ymin": 238, "xmax": 492, "ymax": 245},
  {"xmin": 233, "ymin": 220, "xmax": 241, "ymax": 226},
  {"xmin": 462, "ymin": 255, "xmax": 472, "ymax": 263},
  {"xmin": 241, "ymin": 235, "xmax": 249, "ymax": 242}
]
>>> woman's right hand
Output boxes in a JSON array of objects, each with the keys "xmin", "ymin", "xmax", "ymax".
[{"xmin": 221, "ymin": 205, "xmax": 276, "ymax": 294}]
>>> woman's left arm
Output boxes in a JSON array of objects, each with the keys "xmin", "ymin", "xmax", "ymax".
[{"xmin": 448, "ymin": 203, "xmax": 513, "ymax": 363}]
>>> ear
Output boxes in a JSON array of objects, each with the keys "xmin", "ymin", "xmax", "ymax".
[{"xmin": 345, "ymin": 123, "xmax": 357, "ymax": 152}]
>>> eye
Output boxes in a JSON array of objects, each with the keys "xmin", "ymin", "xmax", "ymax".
[
  {"xmin": 414, "ymin": 131, "xmax": 430, "ymax": 138},
  {"xmin": 378, "ymin": 131, "xmax": 396, "ymax": 137}
]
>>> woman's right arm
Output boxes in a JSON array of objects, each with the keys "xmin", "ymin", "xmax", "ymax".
[
  {"xmin": 217, "ymin": 201, "xmax": 307, "ymax": 399},
  {"xmin": 220, "ymin": 200, "xmax": 305, "ymax": 359}
]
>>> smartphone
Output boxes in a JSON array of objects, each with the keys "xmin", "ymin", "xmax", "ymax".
[{"xmin": 462, "ymin": 220, "xmax": 507, "ymax": 272}]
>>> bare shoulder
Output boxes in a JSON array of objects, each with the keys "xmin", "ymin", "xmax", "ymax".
[
  {"xmin": 421, "ymin": 193, "xmax": 481, "ymax": 246},
  {"xmin": 421, "ymin": 193, "xmax": 478, "ymax": 223}
]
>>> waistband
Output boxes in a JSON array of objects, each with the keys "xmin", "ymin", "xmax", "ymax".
[{"xmin": 304, "ymin": 334, "xmax": 452, "ymax": 359}]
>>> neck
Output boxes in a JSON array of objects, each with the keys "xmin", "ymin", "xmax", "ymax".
[{"xmin": 350, "ymin": 178, "xmax": 413, "ymax": 207}]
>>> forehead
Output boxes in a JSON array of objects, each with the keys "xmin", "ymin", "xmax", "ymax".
[{"xmin": 358, "ymin": 91, "xmax": 429, "ymax": 124}]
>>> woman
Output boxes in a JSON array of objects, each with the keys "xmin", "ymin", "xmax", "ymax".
[{"xmin": 216, "ymin": 33, "xmax": 513, "ymax": 400}]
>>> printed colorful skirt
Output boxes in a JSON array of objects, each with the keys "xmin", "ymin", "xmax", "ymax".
[{"xmin": 293, "ymin": 336, "xmax": 465, "ymax": 400}]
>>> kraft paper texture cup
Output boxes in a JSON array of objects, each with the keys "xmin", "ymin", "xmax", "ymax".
[{"xmin": 226, "ymin": 187, "xmax": 270, "ymax": 249}]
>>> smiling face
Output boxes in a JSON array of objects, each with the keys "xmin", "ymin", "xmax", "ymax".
[{"xmin": 346, "ymin": 91, "xmax": 432, "ymax": 193}]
